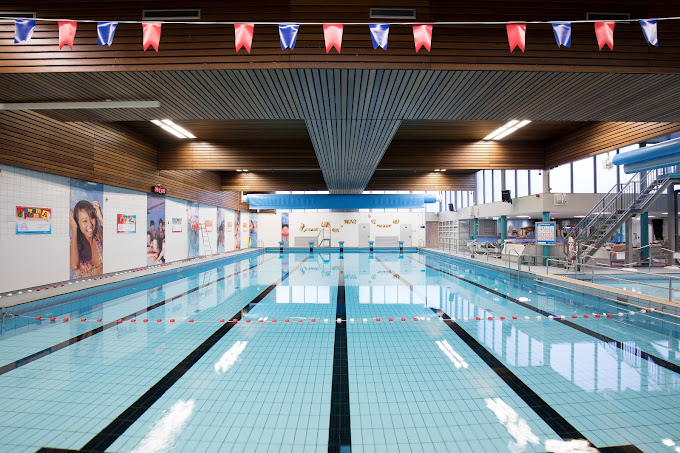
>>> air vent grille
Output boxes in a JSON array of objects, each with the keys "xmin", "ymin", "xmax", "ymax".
[
  {"xmin": 142, "ymin": 9, "xmax": 201, "ymax": 21},
  {"xmin": 370, "ymin": 8, "xmax": 416, "ymax": 19}
]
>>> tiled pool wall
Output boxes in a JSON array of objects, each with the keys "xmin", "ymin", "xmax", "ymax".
[
  {"xmin": 0, "ymin": 250, "xmax": 263, "ymax": 335},
  {"xmin": 420, "ymin": 249, "xmax": 680, "ymax": 339}
]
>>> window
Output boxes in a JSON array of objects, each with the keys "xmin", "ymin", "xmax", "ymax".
[
  {"xmin": 493, "ymin": 170, "xmax": 502, "ymax": 202},
  {"xmin": 484, "ymin": 170, "xmax": 493, "ymax": 204},
  {"xmin": 550, "ymin": 163, "xmax": 571, "ymax": 193},
  {"xmin": 517, "ymin": 170, "xmax": 529, "ymax": 197},
  {"xmin": 529, "ymin": 170, "xmax": 543, "ymax": 195},
  {"xmin": 426, "ymin": 191, "xmax": 439, "ymax": 212},
  {"xmin": 618, "ymin": 144, "xmax": 639, "ymax": 185},
  {"xmin": 596, "ymin": 152, "xmax": 617, "ymax": 193},
  {"xmin": 505, "ymin": 170, "xmax": 516, "ymax": 197},
  {"xmin": 476, "ymin": 171, "xmax": 483, "ymax": 206},
  {"xmin": 572, "ymin": 157, "xmax": 594, "ymax": 193}
]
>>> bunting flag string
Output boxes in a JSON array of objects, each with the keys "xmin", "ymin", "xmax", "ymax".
[
  {"xmin": 14, "ymin": 19, "xmax": 35, "ymax": 44},
  {"xmin": 594, "ymin": 21, "xmax": 615, "ymax": 50},
  {"xmin": 551, "ymin": 22, "xmax": 571, "ymax": 47},
  {"xmin": 413, "ymin": 24, "xmax": 433, "ymax": 52},
  {"xmin": 639, "ymin": 19, "xmax": 658, "ymax": 46},
  {"xmin": 323, "ymin": 24, "xmax": 343, "ymax": 53},
  {"xmin": 97, "ymin": 21, "xmax": 118, "ymax": 46},
  {"xmin": 58, "ymin": 21, "xmax": 77, "ymax": 50},
  {"xmin": 506, "ymin": 23, "xmax": 526, "ymax": 52},
  {"xmin": 142, "ymin": 22, "xmax": 162, "ymax": 51},
  {"xmin": 279, "ymin": 24, "xmax": 299, "ymax": 50},
  {"xmin": 369, "ymin": 23, "xmax": 389, "ymax": 50},
  {"xmin": 6, "ymin": 16, "xmax": 671, "ymax": 53},
  {"xmin": 235, "ymin": 23, "xmax": 254, "ymax": 53}
]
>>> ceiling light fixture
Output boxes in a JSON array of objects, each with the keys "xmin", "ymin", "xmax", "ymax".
[
  {"xmin": 150, "ymin": 119, "xmax": 196, "ymax": 139},
  {"xmin": 236, "ymin": 169, "xmax": 242, "ymax": 172},
  {"xmin": 483, "ymin": 120, "xmax": 531, "ymax": 141},
  {"xmin": 242, "ymin": 169, "xmax": 248, "ymax": 172}
]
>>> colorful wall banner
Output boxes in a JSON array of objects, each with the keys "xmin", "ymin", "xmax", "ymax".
[
  {"xmin": 14, "ymin": 19, "xmax": 35, "ymax": 44},
  {"xmin": 97, "ymin": 21, "xmax": 118, "ymax": 46},
  {"xmin": 551, "ymin": 22, "xmax": 571, "ymax": 47},
  {"xmin": 116, "ymin": 214, "xmax": 136, "ymax": 234},
  {"xmin": 369, "ymin": 24, "xmax": 389, "ymax": 50},
  {"xmin": 323, "ymin": 24, "xmax": 343, "ymax": 53},
  {"xmin": 217, "ymin": 208, "xmax": 227, "ymax": 253},
  {"xmin": 279, "ymin": 24, "xmax": 299, "ymax": 50},
  {"xmin": 187, "ymin": 203, "xmax": 199, "ymax": 257},
  {"xmin": 234, "ymin": 211, "xmax": 241, "ymax": 250},
  {"xmin": 147, "ymin": 195, "xmax": 166, "ymax": 265},
  {"xmin": 235, "ymin": 23, "xmax": 254, "ymax": 53},
  {"xmin": 594, "ymin": 21, "xmax": 615, "ymax": 50},
  {"xmin": 69, "ymin": 180, "xmax": 104, "ymax": 279},
  {"xmin": 58, "ymin": 21, "xmax": 77, "ymax": 50},
  {"xmin": 172, "ymin": 218, "xmax": 182, "ymax": 232},
  {"xmin": 15, "ymin": 206, "xmax": 51, "ymax": 234},
  {"xmin": 142, "ymin": 22, "xmax": 162, "ymax": 51},
  {"xmin": 248, "ymin": 214, "xmax": 258, "ymax": 247},
  {"xmin": 413, "ymin": 24, "xmax": 433, "ymax": 52},
  {"xmin": 639, "ymin": 19, "xmax": 658, "ymax": 46},
  {"xmin": 506, "ymin": 23, "xmax": 526, "ymax": 52},
  {"xmin": 281, "ymin": 212, "xmax": 289, "ymax": 246}
]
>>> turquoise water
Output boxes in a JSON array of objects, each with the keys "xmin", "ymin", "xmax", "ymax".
[
  {"xmin": 571, "ymin": 273, "xmax": 680, "ymax": 301},
  {"xmin": 0, "ymin": 251, "xmax": 679, "ymax": 452}
]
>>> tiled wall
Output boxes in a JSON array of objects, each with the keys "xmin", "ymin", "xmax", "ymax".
[{"xmin": 102, "ymin": 186, "xmax": 147, "ymax": 273}]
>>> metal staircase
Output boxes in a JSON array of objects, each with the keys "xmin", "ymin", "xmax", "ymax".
[{"xmin": 566, "ymin": 165, "xmax": 680, "ymax": 259}]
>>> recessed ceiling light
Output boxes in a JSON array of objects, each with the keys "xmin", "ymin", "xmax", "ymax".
[
  {"xmin": 440, "ymin": 169, "xmax": 446, "ymax": 172},
  {"xmin": 243, "ymin": 169, "xmax": 248, "ymax": 172},
  {"xmin": 483, "ymin": 120, "xmax": 531, "ymax": 141},
  {"xmin": 236, "ymin": 169, "xmax": 242, "ymax": 172},
  {"xmin": 150, "ymin": 119, "xmax": 196, "ymax": 139}
]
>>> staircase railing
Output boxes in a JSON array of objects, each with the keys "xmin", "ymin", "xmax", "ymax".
[
  {"xmin": 316, "ymin": 227, "xmax": 331, "ymax": 247},
  {"xmin": 565, "ymin": 165, "xmax": 678, "ymax": 257}
]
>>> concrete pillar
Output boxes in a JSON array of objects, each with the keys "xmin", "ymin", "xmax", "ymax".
[
  {"xmin": 625, "ymin": 218, "xmax": 633, "ymax": 267},
  {"xmin": 640, "ymin": 212, "xmax": 649, "ymax": 264},
  {"xmin": 543, "ymin": 170, "xmax": 550, "ymax": 194},
  {"xmin": 668, "ymin": 187, "xmax": 677, "ymax": 262},
  {"xmin": 473, "ymin": 218, "xmax": 478, "ymax": 240},
  {"xmin": 542, "ymin": 211, "xmax": 550, "ymax": 265},
  {"xmin": 500, "ymin": 215, "xmax": 507, "ymax": 252}
]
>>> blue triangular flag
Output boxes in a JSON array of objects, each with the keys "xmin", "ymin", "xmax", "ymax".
[
  {"xmin": 639, "ymin": 19, "xmax": 658, "ymax": 46},
  {"xmin": 97, "ymin": 21, "xmax": 118, "ymax": 46},
  {"xmin": 279, "ymin": 24, "xmax": 299, "ymax": 50},
  {"xmin": 369, "ymin": 23, "xmax": 389, "ymax": 49},
  {"xmin": 14, "ymin": 19, "xmax": 36, "ymax": 44},
  {"xmin": 551, "ymin": 22, "xmax": 571, "ymax": 47}
]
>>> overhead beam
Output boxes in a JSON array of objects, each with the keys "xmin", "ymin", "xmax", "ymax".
[
  {"xmin": 545, "ymin": 122, "xmax": 680, "ymax": 168},
  {"xmin": 367, "ymin": 171, "xmax": 476, "ymax": 191}
]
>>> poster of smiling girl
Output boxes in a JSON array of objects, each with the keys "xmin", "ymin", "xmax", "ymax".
[{"xmin": 69, "ymin": 180, "xmax": 104, "ymax": 279}]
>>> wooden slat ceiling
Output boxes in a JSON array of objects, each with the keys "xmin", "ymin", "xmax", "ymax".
[{"xmin": 3, "ymin": 69, "xmax": 680, "ymax": 191}]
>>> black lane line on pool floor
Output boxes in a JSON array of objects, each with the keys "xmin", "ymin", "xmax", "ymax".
[
  {"xmin": 373, "ymin": 257, "xmax": 588, "ymax": 441},
  {"xmin": 411, "ymin": 254, "xmax": 680, "ymax": 376},
  {"xmin": 328, "ymin": 257, "xmax": 351, "ymax": 453},
  {"xmin": 70, "ymin": 256, "xmax": 309, "ymax": 453},
  {"xmin": 1, "ymin": 255, "xmax": 276, "ymax": 378}
]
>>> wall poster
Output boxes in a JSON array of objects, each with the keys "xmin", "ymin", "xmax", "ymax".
[
  {"xmin": 16, "ymin": 206, "xmax": 51, "ymax": 234},
  {"xmin": 116, "ymin": 214, "xmax": 136, "ymax": 234},
  {"xmin": 147, "ymin": 195, "xmax": 166, "ymax": 265},
  {"xmin": 281, "ymin": 212, "xmax": 289, "ymax": 247},
  {"xmin": 188, "ymin": 202, "xmax": 200, "ymax": 257},
  {"xmin": 217, "ymin": 208, "xmax": 227, "ymax": 253},
  {"xmin": 172, "ymin": 218, "xmax": 182, "ymax": 232},
  {"xmin": 69, "ymin": 180, "xmax": 104, "ymax": 279}
]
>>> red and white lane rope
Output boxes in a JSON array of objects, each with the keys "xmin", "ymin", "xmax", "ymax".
[{"xmin": 12, "ymin": 308, "xmax": 655, "ymax": 325}]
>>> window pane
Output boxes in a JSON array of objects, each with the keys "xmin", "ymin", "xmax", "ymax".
[
  {"xmin": 596, "ymin": 152, "xmax": 617, "ymax": 193},
  {"xmin": 572, "ymin": 157, "xmax": 594, "ymax": 193},
  {"xmin": 505, "ymin": 170, "xmax": 515, "ymax": 197},
  {"xmin": 550, "ymin": 164, "xmax": 571, "ymax": 193},
  {"xmin": 493, "ymin": 170, "xmax": 502, "ymax": 202},
  {"xmin": 530, "ymin": 170, "xmax": 543, "ymax": 195},
  {"xmin": 476, "ymin": 171, "xmax": 483, "ymax": 205},
  {"xmin": 517, "ymin": 170, "xmax": 529, "ymax": 197},
  {"xmin": 484, "ymin": 170, "xmax": 493, "ymax": 204},
  {"xmin": 618, "ymin": 144, "xmax": 639, "ymax": 185}
]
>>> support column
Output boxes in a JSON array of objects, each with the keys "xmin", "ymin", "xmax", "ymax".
[
  {"xmin": 500, "ymin": 215, "xmax": 507, "ymax": 252},
  {"xmin": 625, "ymin": 218, "xmax": 633, "ymax": 267},
  {"xmin": 542, "ymin": 170, "xmax": 550, "ymax": 194},
  {"xmin": 668, "ymin": 187, "xmax": 678, "ymax": 262},
  {"xmin": 473, "ymin": 218, "xmax": 478, "ymax": 240},
  {"xmin": 640, "ymin": 212, "xmax": 649, "ymax": 264},
  {"xmin": 542, "ymin": 211, "xmax": 550, "ymax": 265}
]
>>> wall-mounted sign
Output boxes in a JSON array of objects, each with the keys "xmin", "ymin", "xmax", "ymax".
[
  {"xmin": 116, "ymin": 214, "xmax": 137, "ymax": 233},
  {"xmin": 205, "ymin": 220, "xmax": 213, "ymax": 232},
  {"xmin": 152, "ymin": 186, "xmax": 167, "ymax": 195},
  {"xmin": 536, "ymin": 222, "xmax": 556, "ymax": 245},
  {"xmin": 227, "ymin": 221, "xmax": 233, "ymax": 232},
  {"xmin": 172, "ymin": 218, "xmax": 182, "ymax": 232},
  {"xmin": 16, "ymin": 206, "xmax": 51, "ymax": 234}
]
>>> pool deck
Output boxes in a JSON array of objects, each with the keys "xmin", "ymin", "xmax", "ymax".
[
  {"xmin": 420, "ymin": 247, "xmax": 680, "ymax": 316},
  {"xmin": 0, "ymin": 248, "xmax": 261, "ymax": 310}
]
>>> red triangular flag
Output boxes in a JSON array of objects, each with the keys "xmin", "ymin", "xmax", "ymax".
[
  {"xmin": 142, "ymin": 22, "xmax": 162, "ymax": 51},
  {"xmin": 323, "ymin": 24, "xmax": 343, "ymax": 53},
  {"xmin": 235, "ymin": 23, "xmax": 254, "ymax": 53},
  {"xmin": 506, "ymin": 23, "xmax": 526, "ymax": 52},
  {"xmin": 413, "ymin": 24, "xmax": 433, "ymax": 52},
  {"xmin": 58, "ymin": 21, "xmax": 77, "ymax": 50},
  {"xmin": 594, "ymin": 21, "xmax": 615, "ymax": 50}
]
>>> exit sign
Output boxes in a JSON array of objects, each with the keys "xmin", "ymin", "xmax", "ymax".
[{"xmin": 152, "ymin": 186, "xmax": 167, "ymax": 195}]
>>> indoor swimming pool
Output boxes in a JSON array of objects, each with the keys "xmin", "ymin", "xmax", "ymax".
[
  {"xmin": 568, "ymin": 272, "xmax": 680, "ymax": 302},
  {"xmin": 1, "ymin": 250, "xmax": 679, "ymax": 453}
]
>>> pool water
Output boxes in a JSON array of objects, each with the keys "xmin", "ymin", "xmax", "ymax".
[
  {"xmin": 0, "ymin": 251, "xmax": 679, "ymax": 453},
  {"xmin": 570, "ymin": 273, "xmax": 680, "ymax": 301}
]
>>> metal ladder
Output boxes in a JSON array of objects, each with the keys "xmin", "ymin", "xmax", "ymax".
[
  {"xmin": 565, "ymin": 165, "xmax": 680, "ymax": 260},
  {"xmin": 200, "ymin": 224, "xmax": 213, "ymax": 256}
]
